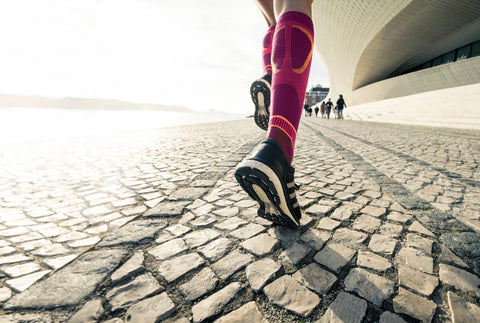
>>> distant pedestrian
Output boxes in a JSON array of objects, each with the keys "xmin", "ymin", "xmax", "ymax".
[
  {"xmin": 325, "ymin": 98, "xmax": 333, "ymax": 119},
  {"xmin": 334, "ymin": 105, "xmax": 338, "ymax": 119},
  {"xmin": 314, "ymin": 105, "xmax": 319, "ymax": 117},
  {"xmin": 336, "ymin": 94, "xmax": 347, "ymax": 120},
  {"xmin": 304, "ymin": 104, "xmax": 309, "ymax": 116},
  {"xmin": 320, "ymin": 101, "xmax": 326, "ymax": 118},
  {"xmin": 308, "ymin": 107, "xmax": 312, "ymax": 117}
]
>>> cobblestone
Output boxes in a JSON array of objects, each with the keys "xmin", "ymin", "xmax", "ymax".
[
  {"xmin": 192, "ymin": 282, "xmax": 242, "ymax": 323},
  {"xmin": 319, "ymin": 292, "xmax": 367, "ymax": 323},
  {"xmin": 2, "ymin": 119, "xmax": 480, "ymax": 322}
]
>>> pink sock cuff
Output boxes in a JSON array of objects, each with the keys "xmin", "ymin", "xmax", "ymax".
[
  {"xmin": 269, "ymin": 115, "xmax": 297, "ymax": 144},
  {"xmin": 277, "ymin": 11, "xmax": 313, "ymax": 32}
]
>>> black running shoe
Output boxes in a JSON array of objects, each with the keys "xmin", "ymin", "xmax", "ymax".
[
  {"xmin": 250, "ymin": 74, "xmax": 271, "ymax": 131},
  {"xmin": 235, "ymin": 139, "xmax": 301, "ymax": 228}
]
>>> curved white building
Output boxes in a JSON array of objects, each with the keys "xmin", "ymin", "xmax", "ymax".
[{"xmin": 312, "ymin": 0, "xmax": 480, "ymax": 127}]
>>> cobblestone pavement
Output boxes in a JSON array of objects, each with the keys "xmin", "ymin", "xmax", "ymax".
[{"xmin": 1, "ymin": 118, "xmax": 479, "ymax": 322}]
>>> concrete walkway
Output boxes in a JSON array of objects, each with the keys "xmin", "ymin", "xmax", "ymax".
[{"xmin": 0, "ymin": 118, "xmax": 479, "ymax": 322}]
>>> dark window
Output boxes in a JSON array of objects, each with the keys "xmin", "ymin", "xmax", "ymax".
[
  {"xmin": 432, "ymin": 56, "xmax": 443, "ymax": 66},
  {"xmin": 456, "ymin": 44, "xmax": 472, "ymax": 61},
  {"xmin": 442, "ymin": 50, "xmax": 456, "ymax": 63},
  {"xmin": 471, "ymin": 40, "xmax": 480, "ymax": 57}
]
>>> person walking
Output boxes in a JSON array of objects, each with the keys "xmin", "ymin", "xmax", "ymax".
[
  {"xmin": 320, "ymin": 101, "xmax": 326, "ymax": 118},
  {"xmin": 314, "ymin": 105, "xmax": 319, "ymax": 117},
  {"xmin": 325, "ymin": 98, "xmax": 333, "ymax": 119},
  {"xmin": 236, "ymin": 0, "xmax": 314, "ymax": 228},
  {"xmin": 336, "ymin": 94, "xmax": 347, "ymax": 120}
]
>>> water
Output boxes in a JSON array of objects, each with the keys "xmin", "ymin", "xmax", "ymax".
[{"xmin": 0, "ymin": 107, "xmax": 247, "ymax": 144}]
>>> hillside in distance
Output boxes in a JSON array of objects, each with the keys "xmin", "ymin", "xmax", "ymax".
[{"xmin": 0, "ymin": 94, "xmax": 190, "ymax": 111}]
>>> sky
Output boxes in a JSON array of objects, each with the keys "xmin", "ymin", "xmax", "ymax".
[{"xmin": 0, "ymin": 0, "xmax": 329, "ymax": 113}]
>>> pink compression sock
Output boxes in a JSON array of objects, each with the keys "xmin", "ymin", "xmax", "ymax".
[
  {"xmin": 262, "ymin": 26, "xmax": 275, "ymax": 75},
  {"xmin": 267, "ymin": 11, "xmax": 314, "ymax": 163}
]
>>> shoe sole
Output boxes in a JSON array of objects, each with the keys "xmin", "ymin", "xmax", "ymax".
[
  {"xmin": 235, "ymin": 160, "xmax": 300, "ymax": 229},
  {"xmin": 250, "ymin": 79, "xmax": 270, "ymax": 131}
]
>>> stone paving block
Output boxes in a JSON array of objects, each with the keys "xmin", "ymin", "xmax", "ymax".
[
  {"xmin": 379, "ymin": 311, "xmax": 407, "ymax": 323},
  {"xmin": 111, "ymin": 251, "xmax": 144, "ymax": 284},
  {"xmin": 264, "ymin": 275, "xmax": 320, "ymax": 317},
  {"xmin": 147, "ymin": 238, "xmax": 188, "ymax": 261},
  {"xmin": 120, "ymin": 205, "xmax": 147, "ymax": 216},
  {"xmin": 213, "ymin": 206, "xmax": 239, "ymax": 217},
  {"xmin": 191, "ymin": 203, "xmax": 214, "ymax": 216},
  {"xmin": 300, "ymin": 229, "xmax": 330, "ymax": 250},
  {"xmin": 293, "ymin": 263, "xmax": 337, "ymax": 294},
  {"xmin": 319, "ymin": 292, "xmax": 367, "ymax": 323},
  {"xmin": 198, "ymin": 238, "xmax": 234, "ymax": 262},
  {"xmin": 236, "ymin": 199, "xmax": 257, "ymax": 208},
  {"xmin": 230, "ymin": 223, "xmax": 266, "ymax": 240},
  {"xmin": 0, "ymin": 253, "xmax": 31, "ymax": 265},
  {"xmin": 68, "ymin": 299, "xmax": 104, "ymax": 323},
  {"xmin": 278, "ymin": 242, "xmax": 311, "ymax": 267},
  {"xmin": 406, "ymin": 233, "xmax": 433, "ymax": 254},
  {"xmin": 54, "ymin": 231, "xmax": 89, "ymax": 243},
  {"xmin": 214, "ymin": 301, "xmax": 267, "ymax": 323},
  {"xmin": 212, "ymin": 249, "xmax": 254, "ymax": 280},
  {"xmin": 107, "ymin": 273, "xmax": 163, "ymax": 311},
  {"xmin": 98, "ymin": 219, "xmax": 167, "ymax": 247},
  {"xmin": 124, "ymin": 292, "xmax": 175, "ymax": 323},
  {"xmin": 246, "ymin": 258, "xmax": 281, "ymax": 292},
  {"xmin": 214, "ymin": 216, "xmax": 247, "ymax": 231},
  {"xmin": 317, "ymin": 217, "xmax": 341, "ymax": 231},
  {"xmin": 344, "ymin": 268, "xmax": 395, "ymax": 306},
  {"xmin": 158, "ymin": 253, "xmax": 205, "ymax": 283},
  {"xmin": 143, "ymin": 201, "xmax": 190, "ymax": 217},
  {"xmin": 68, "ymin": 237, "xmax": 101, "ymax": 248},
  {"xmin": 19, "ymin": 239, "xmax": 52, "ymax": 252},
  {"xmin": 352, "ymin": 214, "xmax": 381, "ymax": 233},
  {"xmin": 165, "ymin": 224, "xmax": 192, "ymax": 236},
  {"xmin": 306, "ymin": 203, "xmax": 333, "ymax": 215},
  {"xmin": 393, "ymin": 288, "xmax": 437, "ymax": 323},
  {"xmin": 179, "ymin": 267, "xmax": 218, "ymax": 301},
  {"xmin": 330, "ymin": 207, "xmax": 353, "ymax": 221},
  {"xmin": 314, "ymin": 243, "xmax": 355, "ymax": 273},
  {"xmin": 241, "ymin": 233, "xmax": 278, "ymax": 257},
  {"xmin": 6, "ymin": 270, "xmax": 51, "ymax": 292},
  {"xmin": 356, "ymin": 251, "xmax": 391, "ymax": 272},
  {"xmin": 9, "ymin": 232, "xmax": 43, "ymax": 243},
  {"xmin": 396, "ymin": 247, "xmax": 434, "ymax": 274},
  {"xmin": 409, "ymin": 221, "xmax": 435, "ymax": 237},
  {"xmin": 5, "ymin": 249, "xmax": 127, "ymax": 308},
  {"xmin": 333, "ymin": 228, "xmax": 368, "ymax": 246},
  {"xmin": 190, "ymin": 215, "xmax": 217, "ymax": 227},
  {"xmin": 387, "ymin": 212, "xmax": 412, "ymax": 223},
  {"xmin": 184, "ymin": 228, "xmax": 221, "ymax": 248},
  {"xmin": 378, "ymin": 222, "xmax": 403, "ymax": 237},
  {"xmin": 144, "ymin": 197, "xmax": 165, "ymax": 208},
  {"xmin": 268, "ymin": 226, "xmax": 299, "ymax": 248},
  {"xmin": 1, "ymin": 262, "xmax": 41, "ymax": 278},
  {"xmin": 192, "ymin": 282, "xmax": 243, "ymax": 323},
  {"xmin": 42, "ymin": 254, "xmax": 78, "ymax": 270},
  {"xmin": 0, "ymin": 286, "xmax": 12, "ymax": 303},
  {"xmin": 447, "ymin": 291, "xmax": 480, "ymax": 323},
  {"xmin": 398, "ymin": 265, "xmax": 438, "ymax": 296},
  {"xmin": 368, "ymin": 234, "xmax": 398, "ymax": 255},
  {"xmin": 360, "ymin": 205, "xmax": 386, "ymax": 217},
  {"xmin": 439, "ymin": 264, "xmax": 480, "ymax": 297}
]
